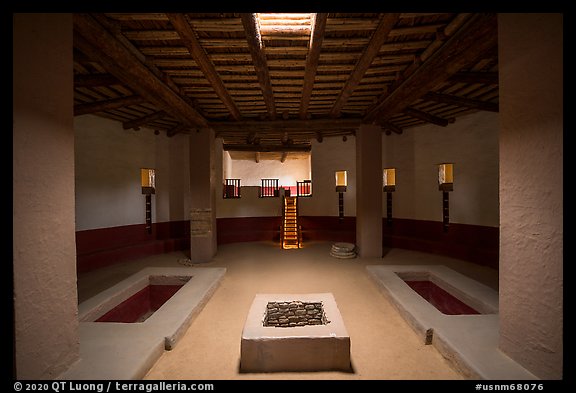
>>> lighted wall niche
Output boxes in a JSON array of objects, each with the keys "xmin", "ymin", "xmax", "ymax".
[
  {"xmin": 141, "ymin": 168, "xmax": 155, "ymax": 234},
  {"xmin": 438, "ymin": 163, "xmax": 453, "ymax": 232},
  {"xmin": 335, "ymin": 170, "xmax": 347, "ymax": 220},
  {"xmin": 383, "ymin": 168, "xmax": 396, "ymax": 226}
]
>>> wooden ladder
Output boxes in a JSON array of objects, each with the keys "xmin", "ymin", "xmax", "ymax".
[{"xmin": 281, "ymin": 196, "xmax": 301, "ymax": 249}]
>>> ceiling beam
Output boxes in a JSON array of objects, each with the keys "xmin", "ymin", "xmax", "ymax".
[
  {"xmin": 90, "ymin": 13, "xmax": 208, "ymax": 126},
  {"xmin": 74, "ymin": 73, "xmax": 120, "ymax": 87},
  {"xmin": 73, "ymin": 14, "xmax": 208, "ymax": 129},
  {"xmin": 449, "ymin": 71, "xmax": 499, "ymax": 85},
  {"xmin": 210, "ymin": 118, "xmax": 362, "ymax": 131},
  {"xmin": 403, "ymin": 107, "xmax": 455, "ymax": 127},
  {"xmin": 329, "ymin": 13, "xmax": 401, "ymax": 117},
  {"xmin": 421, "ymin": 92, "xmax": 499, "ymax": 112},
  {"xmin": 241, "ymin": 13, "xmax": 277, "ymax": 120},
  {"xmin": 280, "ymin": 152, "xmax": 288, "ymax": 163},
  {"xmin": 223, "ymin": 144, "xmax": 311, "ymax": 153},
  {"xmin": 167, "ymin": 13, "xmax": 242, "ymax": 121},
  {"xmin": 74, "ymin": 95, "xmax": 146, "ymax": 116},
  {"xmin": 381, "ymin": 121, "xmax": 403, "ymax": 135},
  {"xmin": 255, "ymin": 152, "xmax": 260, "ymax": 163},
  {"xmin": 166, "ymin": 123, "xmax": 189, "ymax": 137},
  {"xmin": 122, "ymin": 110, "xmax": 167, "ymax": 130},
  {"xmin": 364, "ymin": 13, "xmax": 498, "ymax": 123},
  {"xmin": 299, "ymin": 13, "xmax": 328, "ymax": 120}
]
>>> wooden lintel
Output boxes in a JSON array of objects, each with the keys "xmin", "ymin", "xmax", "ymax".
[
  {"xmin": 167, "ymin": 13, "xmax": 241, "ymax": 120},
  {"xmin": 450, "ymin": 71, "xmax": 499, "ymax": 85},
  {"xmin": 330, "ymin": 13, "xmax": 401, "ymax": 117},
  {"xmin": 211, "ymin": 118, "xmax": 362, "ymax": 131},
  {"xmin": 403, "ymin": 107, "xmax": 452, "ymax": 127},
  {"xmin": 380, "ymin": 121, "xmax": 403, "ymax": 135},
  {"xmin": 364, "ymin": 13, "xmax": 498, "ymax": 122},
  {"xmin": 246, "ymin": 131, "xmax": 256, "ymax": 144},
  {"xmin": 74, "ymin": 73, "xmax": 120, "ymax": 87},
  {"xmin": 73, "ymin": 14, "xmax": 208, "ymax": 128},
  {"xmin": 74, "ymin": 95, "xmax": 146, "ymax": 116},
  {"xmin": 122, "ymin": 110, "xmax": 167, "ymax": 130},
  {"xmin": 166, "ymin": 123, "xmax": 188, "ymax": 137},
  {"xmin": 299, "ymin": 13, "xmax": 328, "ymax": 119},
  {"xmin": 422, "ymin": 92, "xmax": 499, "ymax": 112},
  {"xmin": 223, "ymin": 144, "xmax": 311, "ymax": 153},
  {"xmin": 241, "ymin": 13, "xmax": 276, "ymax": 120}
]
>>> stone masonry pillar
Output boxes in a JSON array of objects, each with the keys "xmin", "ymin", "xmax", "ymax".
[{"xmin": 355, "ymin": 124, "xmax": 383, "ymax": 258}]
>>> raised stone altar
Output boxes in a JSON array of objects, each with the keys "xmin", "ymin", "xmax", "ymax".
[{"xmin": 240, "ymin": 293, "xmax": 351, "ymax": 372}]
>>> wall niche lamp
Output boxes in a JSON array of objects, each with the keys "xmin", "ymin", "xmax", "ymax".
[
  {"xmin": 141, "ymin": 168, "xmax": 156, "ymax": 234},
  {"xmin": 438, "ymin": 163, "xmax": 453, "ymax": 232},
  {"xmin": 335, "ymin": 170, "xmax": 347, "ymax": 221},
  {"xmin": 383, "ymin": 168, "xmax": 396, "ymax": 226}
]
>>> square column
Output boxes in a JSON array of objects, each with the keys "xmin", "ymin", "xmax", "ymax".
[
  {"xmin": 498, "ymin": 14, "xmax": 563, "ymax": 379},
  {"xmin": 13, "ymin": 14, "xmax": 79, "ymax": 378},
  {"xmin": 189, "ymin": 128, "xmax": 217, "ymax": 263},
  {"xmin": 355, "ymin": 124, "xmax": 383, "ymax": 257}
]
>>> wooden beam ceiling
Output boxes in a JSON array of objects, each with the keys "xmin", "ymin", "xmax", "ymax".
[
  {"xmin": 167, "ymin": 13, "xmax": 242, "ymax": 121},
  {"xmin": 403, "ymin": 107, "xmax": 454, "ymax": 127},
  {"xmin": 74, "ymin": 95, "xmax": 146, "ymax": 116},
  {"xmin": 364, "ymin": 13, "xmax": 498, "ymax": 123},
  {"xmin": 241, "ymin": 13, "xmax": 277, "ymax": 120},
  {"xmin": 222, "ymin": 144, "xmax": 311, "ymax": 153},
  {"xmin": 122, "ymin": 110, "xmax": 167, "ymax": 130},
  {"xmin": 380, "ymin": 121, "xmax": 402, "ymax": 135},
  {"xmin": 329, "ymin": 13, "xmax": 401, "ymax": 117},
  {"xmin": 73, "ymin": 13, "xmax": 208, "ymax": 129},
  {"xmin": 73, "ymin": 13, "xmax": 500, "ymax": 143},
  {"xmin": 421, "ymin": 92, "xmax": 499, "ymax": 112},
  {"xmin": 74, "ymin": 73, "xmax": 119, "ymax": 87},
  {"xmin": 299, "ymin": 13, "xmax": 328, "ymax": 120},
  {"xmin": 211, "ymin": 118, "xmax": 362, "ymax": 133},
  {"xmin": 450, "ymin": 71, "xmax": 499, "ymax": 85}
]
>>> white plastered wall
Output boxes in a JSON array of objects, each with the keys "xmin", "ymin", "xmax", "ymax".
[
  {"xmin": 227, "ymin": 155, "xmax": 311, "ymax": 187},
  {"xmin": 382, "ymin": 111, "xmax": 500, "ymax": 227},
  {"xmin": 299, "ymin": 136, "xmax": 357, "ymax": 217},
  {"xmin": 74, "ymin": 115, "xmax": 190, "ymax": 231}
]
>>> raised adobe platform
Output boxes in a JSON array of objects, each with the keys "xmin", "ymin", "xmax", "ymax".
[
  {"xmin": 240, "ymin": 293, "xmax": 351, "ymax": 373},
  {"xmin": 61, "ymin": 266, "xmax": 225, "ymax": 380},
  {"xmin": 366, "ymin": 265, "xmax": 537, "ymax": 380}
]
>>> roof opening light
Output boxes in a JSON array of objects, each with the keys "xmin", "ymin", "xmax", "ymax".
[{"xmin": 256, "ymin": 13, "xmax": 314, "ymax": 36}]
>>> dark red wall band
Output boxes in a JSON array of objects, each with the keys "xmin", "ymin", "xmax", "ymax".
[{"xmin": 76, "ymin": 216, "xmax": 498, "ymax": 273}]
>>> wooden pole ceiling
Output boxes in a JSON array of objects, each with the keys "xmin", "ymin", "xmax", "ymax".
[
  {"xmin": 329, "ymin": 13, "xmax": 401, "ymax": 117},
  {"xmin": 241, "ymin": 13, "xmax": 277, "ymax": 120},
  {"xmin": 299, "ymin": 13, "xmax": 328, "ymax": 120},
  {"xmin": 167, "ymin": 13, "xmax": 242, "ymax": 121},
  {"xmin": 73, "ymin": 13, "xmax": 208, "ymax": 129},
  {"xmin": 72, "ymin": 13, "xmax": 501, "ymax": 143},
  {"xmin": 364, "ymin": 13, "xmax": 498, "ymax": 124},
  {"xmin": 74, "ymin": 95, "xmax": 146, "ymax": 116}
]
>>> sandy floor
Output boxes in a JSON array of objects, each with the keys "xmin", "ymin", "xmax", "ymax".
[{"xmin": 77, "ymin": 241, "xmax": 498, "ymax": 380}]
